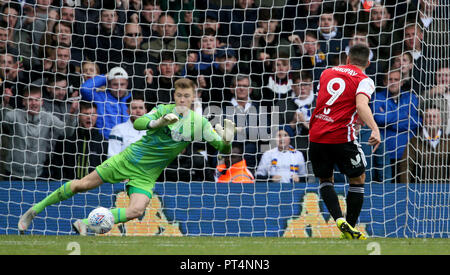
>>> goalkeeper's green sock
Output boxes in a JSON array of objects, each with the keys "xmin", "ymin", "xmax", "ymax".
[
  {"xmin": 32, "ymin": 181, "xmax": 74, "ymax": 214},
  {"xmin": 81, "ymin": 208, "xmax": 128, "ymax": 225}
]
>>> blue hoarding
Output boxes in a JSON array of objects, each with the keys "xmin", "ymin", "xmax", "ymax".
[{"xmin": 1, "ymin": 181, "xmax": 449, "ymax": 238}]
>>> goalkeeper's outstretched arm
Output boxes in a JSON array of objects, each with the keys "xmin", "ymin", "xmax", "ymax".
[
  {"xmin": 133, "ymin": 112, "xmax": 179, "ymax": 130},
  {"xmin": 133, "ymin": 115, "xmax": 150, "ymax": 130},
  {"xmin": 204, "ymin": 119, "xmax": 236, "ymax": 155},
  {"xmin": 133, "ymin": 107, "xmax": 235, "ymax": 155},
  {"xmin": 214, "ymin": 119, "xmax": 235, "ymax": 144}
]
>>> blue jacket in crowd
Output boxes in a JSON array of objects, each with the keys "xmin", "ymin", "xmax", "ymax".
[
  {"xmin": 80, "ymin": 75, "xmax": 131, "ymax": 140},
  {"xmin": 371, "ymin": 89, "xmax": 421, "ymax": 161}
]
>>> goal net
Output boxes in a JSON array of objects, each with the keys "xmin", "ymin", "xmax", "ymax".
[{"xmin": 0, "ymin": 0, "xmax": 450, "ymax": 238}]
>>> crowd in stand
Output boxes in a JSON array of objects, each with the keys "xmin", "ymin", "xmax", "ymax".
[{"xmin": 0, "ymin": 0, "xmax": 449, "ymax": 184}]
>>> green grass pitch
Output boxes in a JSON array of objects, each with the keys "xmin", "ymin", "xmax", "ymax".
[{"xmin": 1, "ymin": 235, "xmax": 450, "ymax": 255}]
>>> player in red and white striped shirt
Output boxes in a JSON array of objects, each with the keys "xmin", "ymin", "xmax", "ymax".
[{"xmin": 309, "ymin": 44, "xmax": 381, "ymax": 239}]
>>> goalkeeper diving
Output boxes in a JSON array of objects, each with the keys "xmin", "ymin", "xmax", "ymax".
[{"xmin": 18, "ymin": 78, "xmax": 236, "ymax": 235}]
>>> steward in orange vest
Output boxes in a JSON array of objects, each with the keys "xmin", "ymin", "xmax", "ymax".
[
  {"xmin": 216, "ymin": 159, "xmax": 255, "ymax": 183},
  {"xmin": 215, "ymin": 143, "xmax": 255, "ymax": 183}
]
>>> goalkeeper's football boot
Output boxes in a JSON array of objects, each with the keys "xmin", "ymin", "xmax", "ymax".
[
  {"xmin": 336, "ymin": 218, "xmax": 367, "ymax": 240},
  {"xmin": 72, "ymin": 219, "xmax": 88, "ymax": 236},
  {"xmin": 18, "ymin": 207, "xmax": 37, "ymax": 234}
]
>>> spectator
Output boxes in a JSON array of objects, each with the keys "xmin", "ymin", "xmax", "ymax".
[
  {"xmin": 367, "ymin": 2, "xmax": 403, "ymax": 72},
  {"xmin": 398, "ymin": 0, "xmax": 441, "ymax": 31},
  {"xmin": 74, "ymin": 0, "xmax": 101, "ymax": 38},
  {"xmin": 0, "ymin": 79, "xmax": 13, "ymax": 109},
  {"xmin": 247, "ymin": 8, "xmax": 290, "ymax": 81},
  {"xmin": 372, "ymin": 69, "xmax": 421, "ymax": 183},
  {"xmin": 404, "ymin": 0, "xmax": 450, "ymax": 62},
  {"xmin": 38, "ymin": 19, "xmax": 83, "ymax": 68},
  {"xmin": 60, "ymin": 4, "xmax": 76, "ymax": 24},
  {"xmin": 256, "ymin": 128, "xmax": 307, "ymax": 183},
  {"xmin": 427, "ymin": 67, "xmax": 450, "ymax": 97},
  {"xmin": 275, "ymin": 70, "xmax": 315, "ymax": 125},
  {"xmin": 383, "ymin": 0, "xmax": 408, "ymax": 20},
  {"xmin": 199, "ymin": 10, "xmax": 226, "ymax": 48},
  {"xmin": 144, "ymin": 51, "xmax": 181, "ymax": 109},
  {"xmin": 1, "ymin": 85, "xmax": 76, "ymax": 181},
  {"xmin": 250, "ymin": 7, "xmax": 286, "ymax": 59},
  {"xmin": 139, "ymin": 0, "xmax": 162, "ymax": 40},
  {"xmin": 141, "ymin": 13, "xmax": 188, "ymax": 65},
  {"xmin": 344, "ymin": 28, "xmax": 383, "ymax": 86},
  {"xmin": 425, "ymin": 66, "xmax": 450, "ymax": 134},
  {"xmin": 289, "ymin": 30, "xmax": 326, "ymax": 83},
  {"xmin": 21, "ymin": 0, "xmax": 57, "ymax": 52},
  {"xmin": 43, "ymin": 46, "xmax": 80, "ymax": 93},
  {"xmin": 34, "ymin": 0, "xmax": 58, "ymax": 21},
  {"xmin": 0, "ymin": 21, "xmax": 12, "ymax": 54},
  {"xmin": 215, "ymin": 142, "xmax": 255, "ymax": 184},
  {"xmin": 0, "ymin": 3, "xmax": 20, "ymax": 29},
  {"xmin": 283, "ymin": 0, "xmax": 322, "ymax": 36},
  {"xmin": 334, "ymin": 0, "xmax": 370, "ymax": 37},
  {"xmin": 222, "ymin": 74, "xmax": 261, "ymax": 170},
  {"xmin": 175, "ymin": 7, "xmax": 204, "ymax": 51},
  {"xmin": 0, "ymin": 3, "xmax": 33, "ymax": 70},
  {"xmin": 122, "ymin": 22, "xmax": 144, "ymax": 50},
  {"xmin": 275, "ymin": 70, "xmax": 314, "ymax": 158},
  {"xmin": 183, "ymin": 50, "xmax": 200, "ymax": 83},
  {"xmin": 83, "ymin": 7, "xmax": 124, "ymax": 74},
  {"xmin": 64, "ymin": 8, "xmax": 87, "ymax": 65},
  {"xmin": 400, "ymin": 102, "xmax": 450, "ymax": 183},
  {"xmin": 108, "ymin": 94, "xmax": 147, "ymax": 158},
  {"xmin": 199, "ymin": 47, "xmax": 239, "ymax": 107},
  {"xmin": 403, "ymin": 21, "xmax": 435, "ymax": 96},
  {"xmin": 0, "ymin": 51, "xmax": 28, "ymax": 108},
  {"xmin": 261, "ymin": 52, "xmax": 293, "ymax": 105},
  {"xmin": 38, "ymin": 21, "xmax": 72, "ymax": 55},
  {"xmin": 116, "ymin": 22, "xmax": 158, "ymax": 94},
  {"xmin": 81, "ymin": 60, "xmax": 100, "ymax": 83},
  {"xmin": 51, "ymin": 102, "xmax": 108, "ymax": 180},
  {"xmin": 196, "ymin": 28, "xmax": 220, "ymax": 71},
  {"xmin": 79, "ymin": 66, "xmax": 131, "ymax": 140},
  {"xmin": 182, "ymin": 28, "xmax": 220, "ymax": 78},
  {"xmin": 29, "ymin": 45, "xmax": 54, "ymax": 84},
  {"xmin": 317, "ymin": 7, "xmax": 348, "ymax": 66},
  {"xmin": 42, "ymin": 74, "xmax": 79, "ymax": 122},
  {"xmin": 53, "ymin": 46, "xmax": 72, "ymax": 76},
  {"xmin": 31, "ymin": 45, "xmax": 80, "ymax": 88},
  {"xmin": 202, "ymin": 10, "xmax": 221, "ymax": 36},
  {"xmin": 403, "ymin": 22, "xmax": 425, "ymax": 61},
  {"xmin": 219, "ymin": 0, "xmax": 258, "ymax": 49},
  {"xmin": 124, "ymin": 0, "xmax": 143, "ymax": 11},
  {"xmin": 399, "ymin": 51, "xmax": 414, "ymax": 91}
]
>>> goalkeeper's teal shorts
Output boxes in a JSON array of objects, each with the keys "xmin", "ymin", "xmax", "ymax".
[{"xmin": 96, "ymin": 153, "xmax": 154, "ymax": 199}]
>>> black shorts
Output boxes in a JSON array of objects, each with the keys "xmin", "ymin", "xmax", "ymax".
[{"xmin": 308, "ymin": 140, "xmax": 366, "ymax": 179}]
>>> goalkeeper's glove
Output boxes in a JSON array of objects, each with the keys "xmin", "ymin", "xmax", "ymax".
[
  {"xmin": 149, "ymin": 113, "xmax": 179, "ymax": 128},
  {"xmin": 215, "ymin": 119, "xmax": 236, "ymax": 143}
]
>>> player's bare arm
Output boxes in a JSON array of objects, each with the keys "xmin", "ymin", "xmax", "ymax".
[{"xmin": 355, "ymin": 93, "xmax": 381, "ymax": 152}]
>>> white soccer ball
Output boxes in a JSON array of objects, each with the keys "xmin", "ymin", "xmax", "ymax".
[{"xmin": 87, "ymin": 207, "xmax": 114, "ymax": 234}]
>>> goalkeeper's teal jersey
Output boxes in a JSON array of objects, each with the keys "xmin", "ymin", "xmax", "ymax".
[{"xmin": 121, "ymin": 104, "xmax": 230, "ymax": 178}]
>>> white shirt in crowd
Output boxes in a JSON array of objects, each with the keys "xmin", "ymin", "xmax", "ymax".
[
  {"xmin": 256, "ymin": 146, "xmax": 307, "ymax": 183},
  {"xmin": 107, "ymin": 119, "xmax": 147, "ymax": 158}
]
